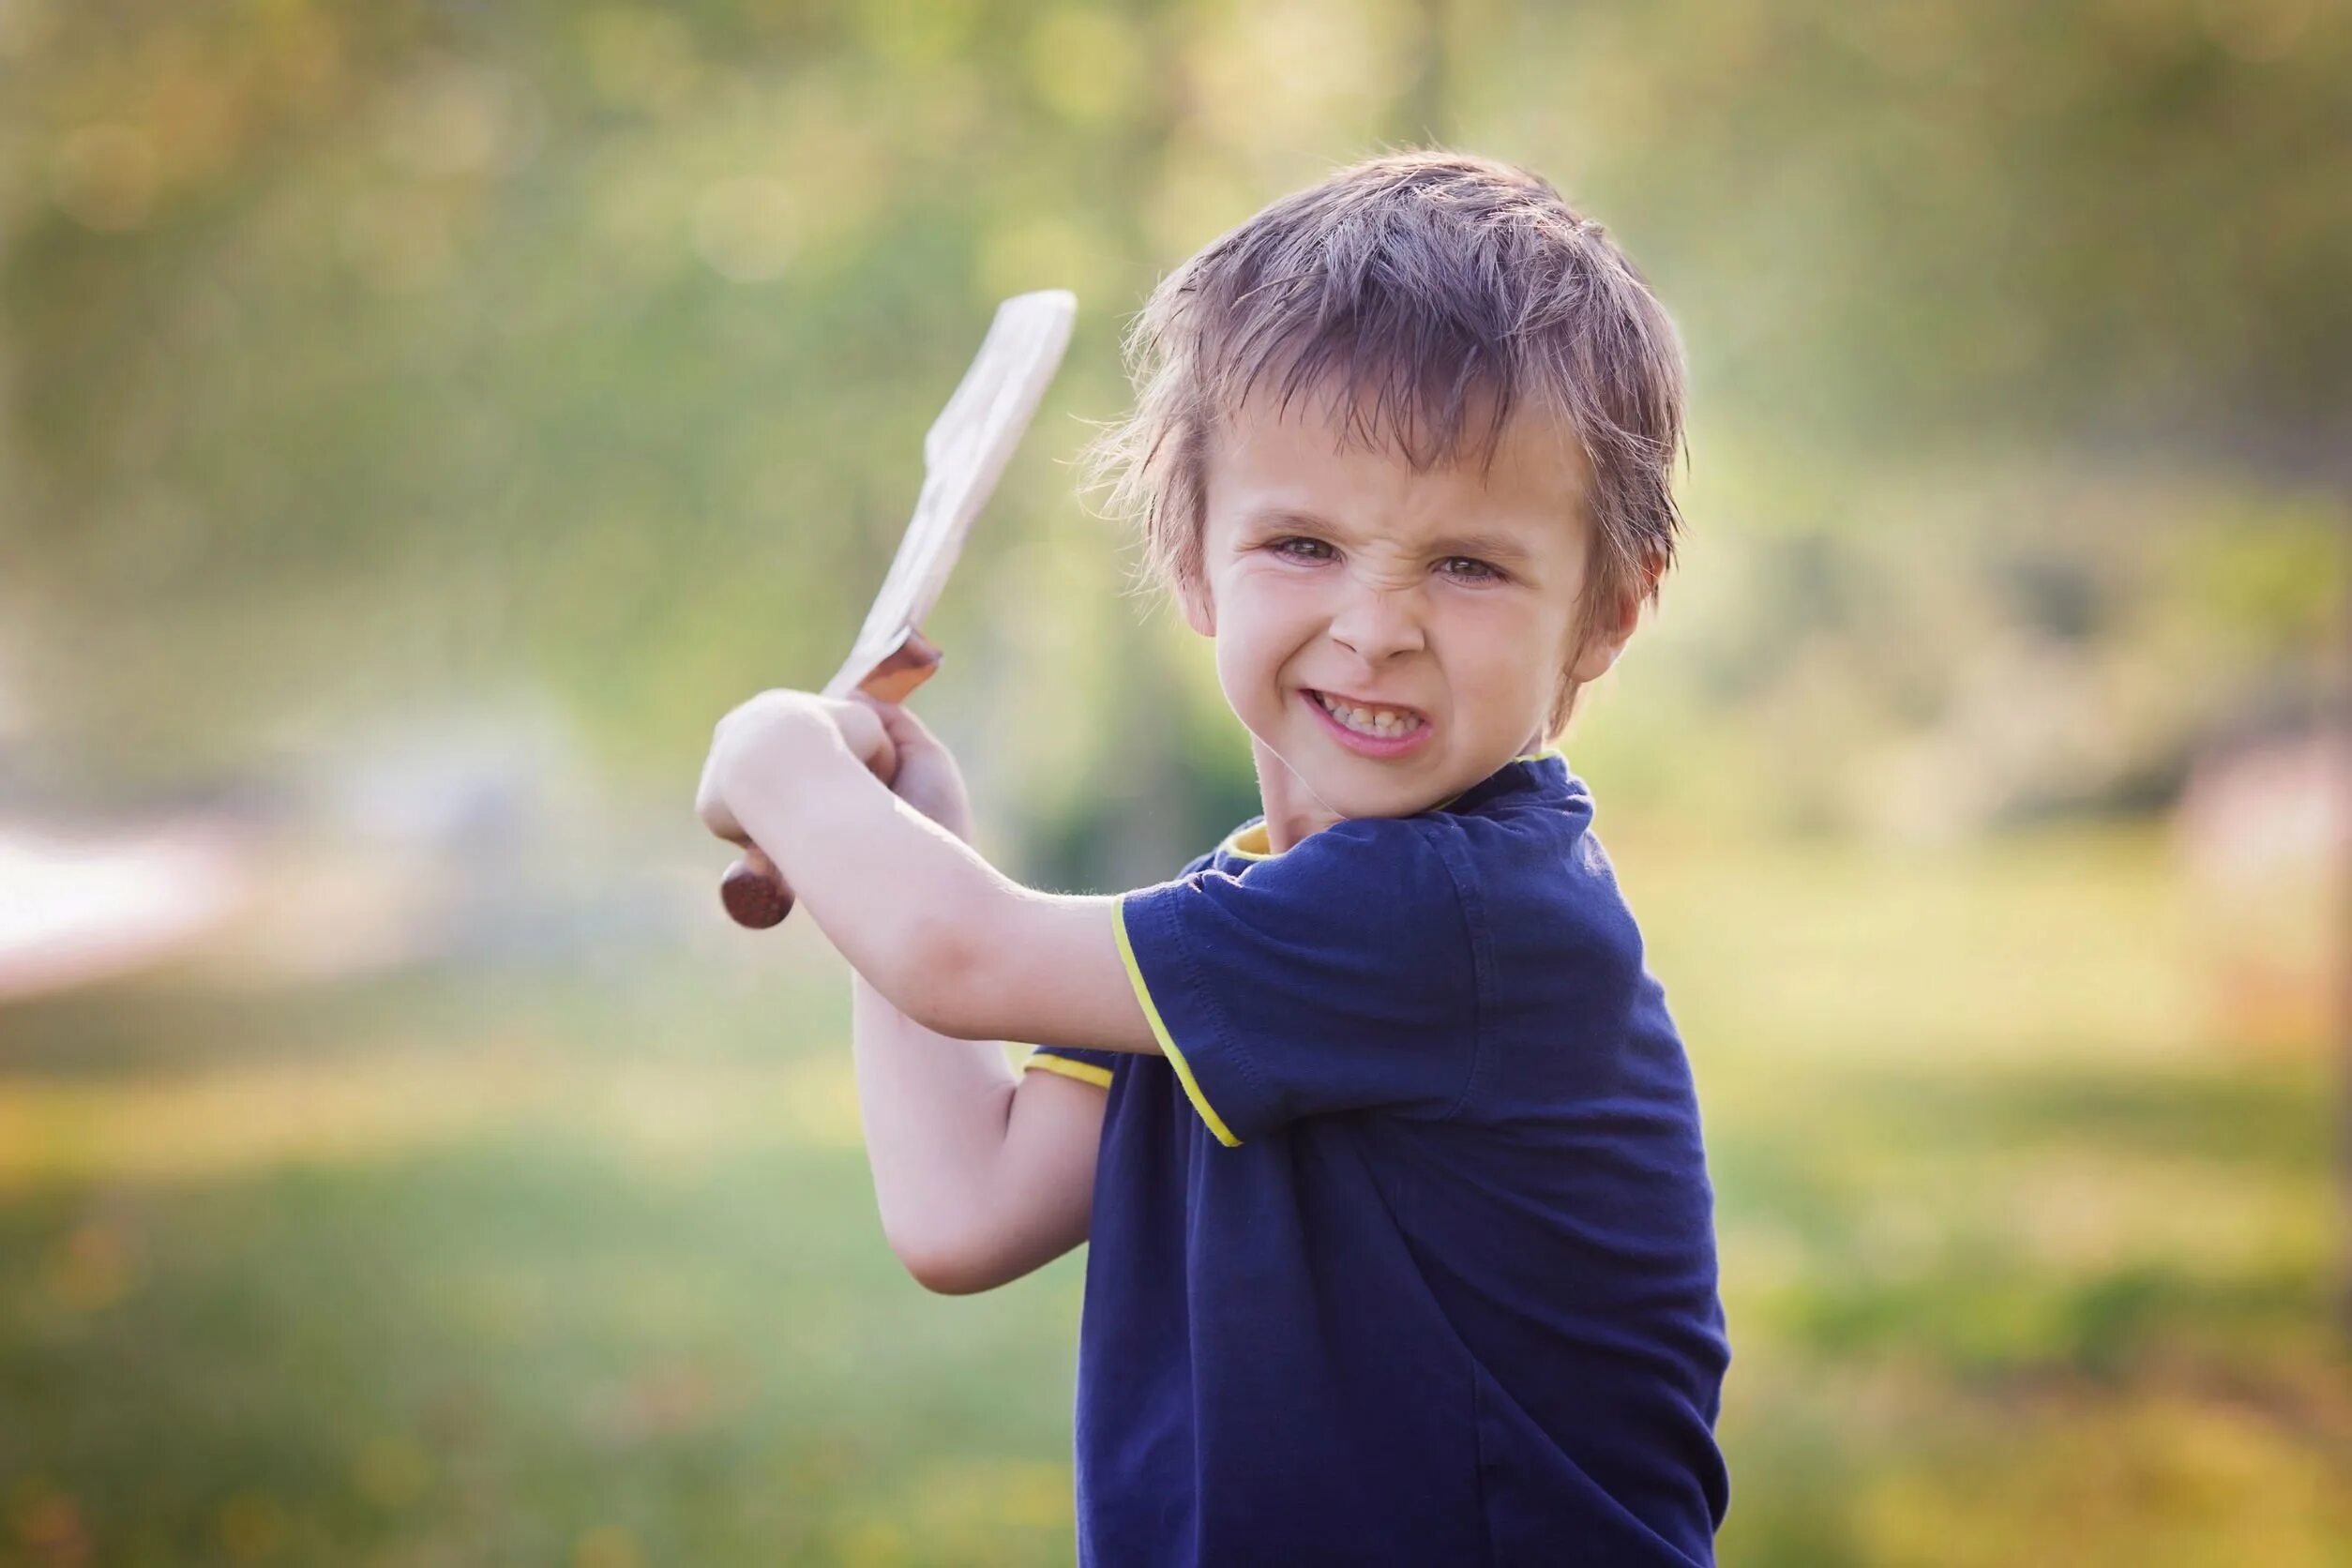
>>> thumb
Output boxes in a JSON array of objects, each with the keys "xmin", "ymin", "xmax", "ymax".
[
  {"xmin": 852, "ymin": 691, "xmax": 939, "ymax": 758},
  {"xmin": 820, "ymin": 695, "xmax": 899, "ymax": 784}
]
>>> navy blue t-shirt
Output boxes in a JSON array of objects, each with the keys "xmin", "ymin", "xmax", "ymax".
[{"xmin": 1024, "ymin": 748, "xmax": 1730, "ymax": 1566}]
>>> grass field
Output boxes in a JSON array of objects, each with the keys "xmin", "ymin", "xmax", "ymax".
[{"xmin": 2, "ymin": 823, "xmax": 2344, "ymax": 1565}]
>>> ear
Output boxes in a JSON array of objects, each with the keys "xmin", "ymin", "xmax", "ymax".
[
  {"xmin": 1567, "ymin": 596, "xmax": 1636, "ymax": 683},
  {"xmin": 1179, "ymin": 575, "xmax": 1215, "ymax": 638},
  {"xmin": 1567, "ymin": 551, "xmax": 1659, "ymax": 684}
]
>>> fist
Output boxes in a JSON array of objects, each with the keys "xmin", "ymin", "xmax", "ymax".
[{"xmin": 697, "ymin": 688, "xmax": 900, "ymax": 852}]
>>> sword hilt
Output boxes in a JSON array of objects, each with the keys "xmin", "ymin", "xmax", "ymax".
[{"xmin": 720, "ymin": 631, "xmax": 945, "ymax": 929}]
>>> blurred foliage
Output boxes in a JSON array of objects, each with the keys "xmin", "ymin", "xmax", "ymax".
[{"xmin": 0, "ymin": 0, "xmax": 2344, "ymax": 858}]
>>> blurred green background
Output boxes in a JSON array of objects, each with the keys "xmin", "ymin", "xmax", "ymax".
[{"xmin": 2, "ymin": 0, "xmax": 2345, "ymax": 1562}]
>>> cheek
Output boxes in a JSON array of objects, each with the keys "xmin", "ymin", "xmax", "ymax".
[
  {"xmin": 1447, "ymin": 605, "xmax": 1554, "ymax": 696},
  {"xmin": 1217, "ymin": 626, "xmax": 1287, "ymax": 707},
  {"xmin": 1214, "ymin": 575, "xmax": 1302, "ymax": 663},
  {"xmin": 1206, "ymin": 594, "xmax": 1273, "ymax": 696}
]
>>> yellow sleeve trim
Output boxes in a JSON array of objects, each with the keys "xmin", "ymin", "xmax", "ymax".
[
  {"xmin": 1022, "ymin": 1052, "xmax": 1114, "ymax": 1090},
  {"xmin": 1112, "ymin": 895, "xmax": 1244, "ymax": 1148}
]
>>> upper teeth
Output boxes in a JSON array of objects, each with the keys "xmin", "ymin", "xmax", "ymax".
[{"xmin": 1315, "ymin": 691, "xmax": 1422, "ymax": 736}]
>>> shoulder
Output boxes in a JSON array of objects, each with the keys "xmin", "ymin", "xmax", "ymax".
[
  {"xmin": 1241, "ymin": 815, "xmax": 1467, "ymax": 914},
  {"xmin": 1140, "ymin": 817, "xmax": 1473, "ymax": 981},
  {"xmin": 1424, "ymin": 789, "xmax": 1642, "ymax": 971}
]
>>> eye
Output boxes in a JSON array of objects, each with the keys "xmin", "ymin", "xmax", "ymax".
[
  {"xmin": 1439, "ymin": 556, "xmax": 1505, "ymax": 583},
  {"xmin": 1270, "ymin": 536, "xmax": 1334, "ymax": 563}
]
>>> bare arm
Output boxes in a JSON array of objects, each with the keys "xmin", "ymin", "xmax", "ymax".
[
  {"xmin": 979, "ymin": 1063, "xmax": 1108, "ymax": 1287},
  {"xmin": 855, "ymin": 970, "xmax": 1108, "ymax": 1295},
  {"xmin": 701, "ymin": 692, "xmax": 1160, "ymax": 1055},
  {"xmin": 716, "ymin": 695, "xmax": 1118, "ymax": 1293},
  {"xmin": 849, "ymin": 970, "xmax": 1017, "ymax": 1282}
]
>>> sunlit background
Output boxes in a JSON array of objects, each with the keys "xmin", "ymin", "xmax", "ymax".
[{"xmin": 4, "ymin": 0, "xmax": 2346, "ymax": 1562}]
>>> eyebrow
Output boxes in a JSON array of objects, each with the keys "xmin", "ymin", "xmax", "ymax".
[{"xmin": 1243, "ymin": 507, "xmax": 1539, "ymax": 568}]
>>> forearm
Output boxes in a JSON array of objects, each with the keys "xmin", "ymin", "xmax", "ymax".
[
  {"xmin": 717, "ymin": 705, "xmax": 1152, "ymax": 1052},
  {"xmin": 727, "ymin": 722, "xmax": 1014, "ymax": 1025},
  {"xmin": 850, "ymin": 968, "xmax": 1016, "ymax": 1269}
]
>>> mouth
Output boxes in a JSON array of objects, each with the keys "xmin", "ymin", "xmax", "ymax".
[{"xmin": 1302, "ymin": 688, "xmax": 1433, "ymax": 757}]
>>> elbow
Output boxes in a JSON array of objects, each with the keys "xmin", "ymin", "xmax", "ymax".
[
  {"xmin": 882, "ymin": 1185, "xmax": 1004, "ymax": 1297},
  {"xmin": 893, "ymin": 1235, "xmax": 1001, "ymax": 1297},
  {"xmin": 893, "ymin": 910, "xmax": 993, "ymax": 1041}
]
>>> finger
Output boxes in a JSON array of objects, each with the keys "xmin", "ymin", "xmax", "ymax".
[
  {"xmin": 844, "ymin": 689, "xmax": 901, "ymax": 741},
  {"xmin": 701, "ymin": 799, "xmax": 749, "ymax": 848},
  {"xmin": 857, "ymin": 691, "xmax": 935, "ymax": 753},
  {"xmin": 828, "ymin": 698, "xmax": 901, "ymax": 781},
  {"xmin": 696, "ymin": 740, "xmax": 760, "ymax": 846},
  {"xmin": 694, "ymin": 753, "xmax": 739, "ymax": 843},
  {"xmin": 700, "ymin": 790, "xmax": 749, "ymax": 848}
]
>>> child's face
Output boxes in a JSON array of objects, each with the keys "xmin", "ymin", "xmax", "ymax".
[{"xmin": 1184, "ymin": 390, "xmax": 1630, "ymax": 827}]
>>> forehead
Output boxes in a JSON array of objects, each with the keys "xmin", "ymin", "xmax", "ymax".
[{"xmin": 1202, "ymin": 384, "xmax": 1591, "ymax": 554}]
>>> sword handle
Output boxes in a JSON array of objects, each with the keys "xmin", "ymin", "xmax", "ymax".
[{"xmin": 719, "ymin": 632, "xmax": 945, "ymax": 929}]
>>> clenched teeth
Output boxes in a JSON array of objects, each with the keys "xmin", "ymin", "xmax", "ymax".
[{"xmin": 1313, "ymin": 690, "xmax": 1425, "ymax": 737}]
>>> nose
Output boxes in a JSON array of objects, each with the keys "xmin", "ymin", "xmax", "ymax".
[{"xmin": 1327, "ymin": 576, "xmax": 1426, "ymax": 664}]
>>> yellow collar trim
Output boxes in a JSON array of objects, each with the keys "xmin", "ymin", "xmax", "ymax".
[
  {"xmin": 1220, "ymin": 747, "xmax": 1565, "ymax": 860},
  {"xmin": 1223, "ymin": 822, "xmax": 1278, "ymax": 860}
]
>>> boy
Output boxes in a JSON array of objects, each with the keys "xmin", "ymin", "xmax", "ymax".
[{"xmin": 698, "ymin": 151, "xmax": 1730, "ymax": 1564}]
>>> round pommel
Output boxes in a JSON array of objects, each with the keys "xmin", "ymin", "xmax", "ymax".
[{"xmin": 721, "ymin": 856, "xmax": 792, "ymax": 928}]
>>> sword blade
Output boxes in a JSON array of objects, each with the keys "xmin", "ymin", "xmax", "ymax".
[{"xmin": 822, "ymin": 290, "xmax": 1077, "ymax": 698}]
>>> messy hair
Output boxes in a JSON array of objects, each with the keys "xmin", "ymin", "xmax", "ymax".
[{"xmin": 1085, "ymin": 149, "xmax": 1688, "ymax": 741}]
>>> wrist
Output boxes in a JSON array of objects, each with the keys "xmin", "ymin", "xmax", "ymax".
[{"xmin": 895, "ymin": 796, "xmax": 975, "ymax": 849}]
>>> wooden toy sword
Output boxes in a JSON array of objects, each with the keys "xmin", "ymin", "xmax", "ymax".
[{"xmin": 719, "ymin": 288, "xmax": 1078, "ymax": 928}]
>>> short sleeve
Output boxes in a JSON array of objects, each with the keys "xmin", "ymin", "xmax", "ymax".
[
  {"xmin": 1112, "ymin": 818, "xmax": 1482, "ymax": 1146},
  {"xmin": 1018, "ymin": 848, "xmax": 1221, "ymax": 1095}
]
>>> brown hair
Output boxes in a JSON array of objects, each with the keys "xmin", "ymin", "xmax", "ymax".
[{"xmin": 1085, "ymin": 149, "xmax": 1688, "ymax": 740}]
